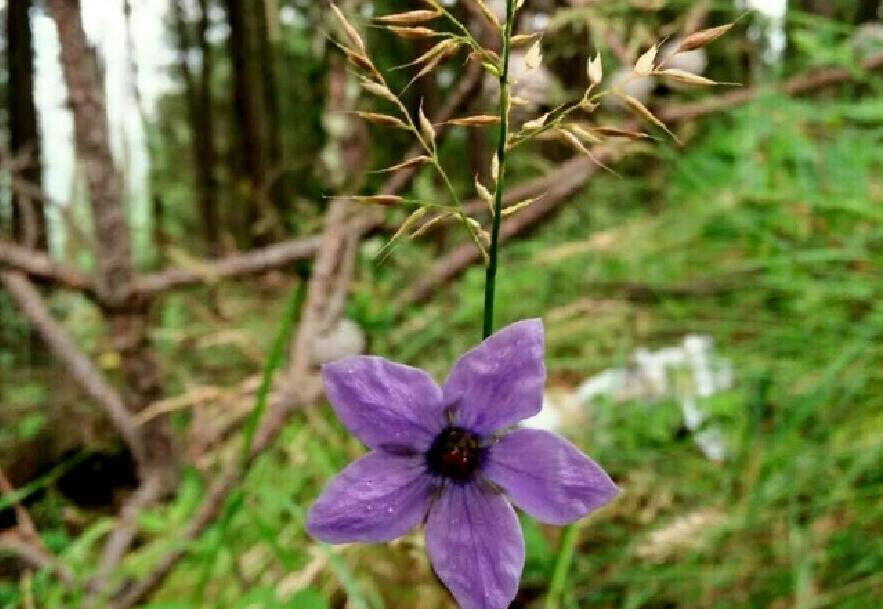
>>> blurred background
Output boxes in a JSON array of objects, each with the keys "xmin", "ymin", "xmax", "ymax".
[{"xmin": 1, "ymin": 0, "xmax": 882, "ymax": 608}]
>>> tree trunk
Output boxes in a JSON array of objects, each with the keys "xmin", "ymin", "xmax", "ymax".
[
  {"xmin": 7, "ymin": 0, "xmax": 47, "ymax": 250},
  {"xmin": 46, "ymin": 0, "xmax": 173, "ymax": 479},
  {"xmin": 172, "ymin": 0, "xmax": 220, "ymax": 257},
  {"xmin": 224, "ymin": 0, "xmax": 283, "ymax": 243}
]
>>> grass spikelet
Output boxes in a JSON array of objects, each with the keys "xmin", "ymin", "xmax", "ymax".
[
  {"xmin": 676, "ymin": 23, "xmax": 734, "ymax": 53},
  {"xmin": 558, "ymin": 129, "xmax": 619, "ymax": 175},
  {"xmin": 418, "ymin": 39, "xmax": 460, "ymax": 66},
  {"xmin": 461, "ymin": 215, "xmax": 489, "ymax": 263},
  {"xmin": 342, "ymin": 47, "xmax": 379, "ymax": 79},
  {"xmin": 330, "ymin": 4, "xmax": 365, "ymax": 54},
  {"xmin": 410, "ymin": 211, "xmax": 453, "ymax": 239},
  {"xmin": 403, "ymin": 41, "xmax": 461, "ymax": 91},
  {"xmin": 371, "ymin": 156, "xmax": 431, "ymax": 173},
  {"xmin": 474, "ymin": 176, "xmax": 495, "ymax": 214},
  {"xmin": 470, "ymin": 0, "xmax": 501, "ymax": 31},
  {"xmin": 634, "ymin": 44, "xmax": 658, "ymax": 76},
  {"xmin": 448, "ymin": 115, "xmax": 501, "ymax": 127},
  {"xmin": 359, "ymin": 78, "xmax": 398, "ymax": 103},
  {"xmin": 377, "ymin": 10, "xmax": 440, "ymax": 25},
  {"xmin": 501, "ymin": 195, "xmax": 542, "ymax": 217},
  {"xmin": 522, "ymin": 112, "xmax": 549, "ymax": 131},
  {"xmin": 418, "ymin": 101, "xmax": 435, "ymax": 148},
  {"xmin": 593, "ymin": 126, "xmax": 651, "ymax": 140},
  {"xmin": 350, "ymin": 194, "xmax": 406, "ymax": 206},
  {"xmin": 524, "ymin": 40, "xmax": 543, "ymax": 70},
  {"xmin": 567, "ymin": 124, "xmax": 603, "ymax": 145},
  {"xmin": 587, "ymin": 53, "xmax": 603, "ymax": 85},
  {"xmin": 378, "ymin": 207, "xmax": 429, "ymax": 260},
  {"xmin": 656, "ymin": 69, "xmax": 725, "ymax": 87},
  {"xmin": 510, "ymin": 32, "xmax": 541, "ymax": 48},
  {"xmin": 387, "ymin": 26, "xmax": 440, "ymax": 39},
  {"xmin": 355, "ymin": 111, "xmax": 409, "ymax": 129},
  {"xmin": 616, "ymin": 92, "xmax": 681, "ymax": 145}
]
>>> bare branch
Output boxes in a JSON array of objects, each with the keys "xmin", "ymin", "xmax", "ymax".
[
  {"xmin": 0, "ymin": 466, "xmax": 75, "ymax": 587},
  {"xmin": 87, "ymin": 473, "xmax": 164, "ymax": 600},
  {"xmin": 136, "ymin": 235, "xmax": 322, "ymax": 295},
  {"xmin": 0, "ymin": 531, "xmax": 75, "ymax": 587},
  {"xmin": 0, "ymin": 466, "xmax": 37, "ymax": 541},
  {"xmin": 0, "ymin": 238, "xmax": 95, "ymax": 293},
  {"xmin": 0, "ymin": 272, "xmax": 147, "ymax": 470}
]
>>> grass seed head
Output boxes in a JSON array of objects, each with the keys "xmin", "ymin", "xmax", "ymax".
[
  {"xmin": 330, "ymin": 4, "xmax": 365, "ymax": 54},
  {"xmin": 377, "ymin": 10, "xmax": 441, "ymax": 25},
  {"xmin": 587, "ymin": 53, "xmax": 603, "ymax": 85},
  {"xmin": 387, "ymin": 26, "xmax": 441, "ymax": 39},
  {"xmin": 634, "ymin": 44, "xmax": 658, "ymax": 76},
  {"xmin": 676, "ymin": 23, "xmax": 734, "ymax": 53}
]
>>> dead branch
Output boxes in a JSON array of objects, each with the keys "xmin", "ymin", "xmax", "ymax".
[
  {"xmin": 0, "ymin": 467, "xmax": 37, "ymax": 541},
  {"xmin": 0, "ymin": 238, "xmax": 94, "ymax": 293},
  {"xmin": 136, "ymin": 235, "xmax": 323, "ymax": 296},
  {"xmin": 0, "ymin": 531, "xmax": 75, "ymax": 587},
  {"xmin": 87, "ymin": 473, "xmax": 163, "ymax": 599},
  {"xmin": 0, "ymin": 271, "xmax": 148, "ymax": 470},
  {"xmin": 0, "ymin": 465, "xmax": 75, "ymax": 586}
]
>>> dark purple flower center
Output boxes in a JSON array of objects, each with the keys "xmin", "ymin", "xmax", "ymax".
[{"xmin": 426, "ymin": 426, "xmax": 485, "ymax": 482}]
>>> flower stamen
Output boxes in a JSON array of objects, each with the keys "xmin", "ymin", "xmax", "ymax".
[{"xmin": 426, "ymin": 426, "xmax": 485, "ymax": 482}]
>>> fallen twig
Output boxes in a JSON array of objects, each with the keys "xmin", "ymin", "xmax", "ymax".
[
  {"xmin": 0, "ymin": 238, "xmax": 94, "ymax": 293},
  {"xmin": 0, "ymin": 466, "xmax": 75, "ymax": 587}
]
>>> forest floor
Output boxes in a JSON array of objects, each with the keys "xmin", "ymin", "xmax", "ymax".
[{"xmin": 2, "ymin": 93, "xmax": 883, "ymax": 609}]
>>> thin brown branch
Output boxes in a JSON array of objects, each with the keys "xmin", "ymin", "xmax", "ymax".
[
  {"xmin": 87, "ymin": 473, "xmax": 163, "ymax": 601},
  {"xmin": 0, "ymin": 531, "xmax": 75, "ymax": 587},
  {"xmin": 136, "ymin": 235, "xmax": 323, "ymax": 295},
  {"xmin": 0, "ymin": 271, "xmax": 147, "ymax": 471},
  {"xmin": 0, "ymin": 466, "xmax": 75, "ymax": 587},
  {"xmin": 0, "ymin": 466, "xmax": 37, "ymax": 540},
  {"xmin": 0, "ymin": 238, "xmax": 95, "ymax": 292}
]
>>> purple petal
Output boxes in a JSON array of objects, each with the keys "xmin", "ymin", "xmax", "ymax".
[
  {"xmin": 322, "ymin": 356, "xmax": 446, "ymax": 451},
  {"xmin": 443, "ymin": 319, "xmax": 545, "ymax": 434},
  {"xmin": 484, "ymin": 429, "xmax": 619, "ymax": 525},
  {"xmin": 307, "ymin": 451, "xmax": 434, "ymax": 543},
  {"xmin": 426, "ymin": 483, "xmax": 524, "ymax": 609}
]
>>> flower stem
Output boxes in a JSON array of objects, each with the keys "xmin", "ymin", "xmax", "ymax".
[
  {"xmin": 545, "ymin": 522, "xmax": 580, "ymax": 609},
  {"xmin": 482, "ymin": 0, "xmax": 514, "ymax": 339}
]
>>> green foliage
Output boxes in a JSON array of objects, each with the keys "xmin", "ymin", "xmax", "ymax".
[{"xmin": 3, "ymin": 3, "xmax": 882, "ymax": 609}]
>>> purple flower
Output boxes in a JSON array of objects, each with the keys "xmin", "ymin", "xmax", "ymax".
[{"xmin": 307, "ymin": 319, "xmax": 619, "ymax": 609}]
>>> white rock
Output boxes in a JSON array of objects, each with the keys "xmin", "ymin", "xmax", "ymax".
[{"xmin": 311, "ymin": 319, "xmax": 366, "ymax": 364}]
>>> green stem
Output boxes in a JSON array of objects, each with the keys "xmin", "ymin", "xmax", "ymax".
[
  {"xmin": 482, "ymin": 0, "xmax": 514, "ymax": 339},
  {"xmin": 545, "ymin": 523, "xmax": 580, "ymax": 609}
]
